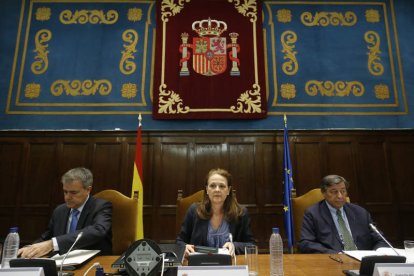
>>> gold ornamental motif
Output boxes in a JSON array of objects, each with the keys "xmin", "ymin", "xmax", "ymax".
[
  {"xmin": 158, "ymin": 84, "xmax": 190, "ymax": 114},
  {"xmin": 161, "ymin": 0, "xmax": 191, "ymax": 22},
  {"xmin": 365, "ymin": 9, "xmax": 380, "ymax": 23},
  {"xmin": 277, "ymin": 9, "xmax": 292, "ymax": 23},
  {"xmin": 281, "ymin": 31, "xmax": 298, "ymax": 76},
  {"xmin": 35, "ymin": 7, "xmax": 51, "ymax": 21},
  {"xmin": 31, "ymin": 29, "xmax": 52, "ymax": 75},
  {"xmin": 119, "ymin": 29, "xmax": 138, "ymax": 75},
  {"xmin": 25, "ymin": 83, "xmax": 41, "ymax": 98},
  {"xmin": 59, "ymin": 9, "xmax": 118, "ymax": 24},
  {"xmin": 228, "ymin": 0, "xmax": 257, "ymax": 22},
  {"xmin": 121, "ymin": 83, "xmax": 138, "ymax": 99},
  {"xmin": 128, "ymin": 8, "xmax": 143, "ymax": 22},
  {"xmin": 374, "ymin": 84, "xmax": 390, "ymax": 100},
  {"xmin": 281, "ymin": 83, "xmax": 296, "ymax": 99},
  {"xmin": 50, "ymin": 80, "xmax": 112, "ymax": 96},
  {"xmin": 230, "ymin": 84, "xmax": 262, "ymax": 113},
  {"xmin": 364, "ymin": 31, "xmax": 384, "ymax": 76},
  {"xmin": 301, "ymin": 11, "xmax": 357, "ymax": 27},
  {"xmin": 305, "ymin": 80, "xmax": 365, "ymax": 97}
]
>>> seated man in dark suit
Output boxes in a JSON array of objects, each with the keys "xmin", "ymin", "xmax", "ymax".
[
  {"xmin": 299, "ymin": 175, "xmax": 388, "ymax": 253},
  {"xmin": 18, "ymin": 167, "xmax": 112, "ymax": 258}
]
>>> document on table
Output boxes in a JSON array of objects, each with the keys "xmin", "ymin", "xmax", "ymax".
[
  {"xmin": 51, "ymin": 249, "xmax": 100, "ymax": 268},
  {"xmin": 343, "ymin": 247, "xmax": 406, "ymax": 261}
]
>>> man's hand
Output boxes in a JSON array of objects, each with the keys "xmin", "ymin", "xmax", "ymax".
[{"xmin": 18, "ymin": 240, "xmax": 53, "ymax": 258}]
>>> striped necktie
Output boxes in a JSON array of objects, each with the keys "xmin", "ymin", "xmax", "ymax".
[
  {"xmin": 69, "ymin": 209, "xmax": 80, "ymax": 233},
  {"xmin": 336, "ymin": 209, "xmax": 357, "ymax": 250}
]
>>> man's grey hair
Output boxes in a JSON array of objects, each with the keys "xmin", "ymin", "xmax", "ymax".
[
  {"xmin": 61, "ymin": 167, "xmax": 93, "ymax": 189},
  {"xmin": 320, "ymin": 175, "xmax": 350, "ymax": 192}
]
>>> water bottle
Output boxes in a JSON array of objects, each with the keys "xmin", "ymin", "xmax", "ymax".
[
  {"xmin": 269, "ymin": 227, "xmax": 283, "ymax": 276},
  {"xmin": 1, "ymin": 227, "xmax": 20, "ymax": 268}
]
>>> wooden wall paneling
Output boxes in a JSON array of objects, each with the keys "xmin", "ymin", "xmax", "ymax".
[
  {"xmin": 388, "ymin": 141, "xmax": 414, "ymax": 243},
  {"xmin": 0, "ymin": 142, "xmax": 24, "ymax": 239},
  {"xmin": 60, "ymin": 142, "xmax": 90, "ymax": 174},
  {"xmin": 1, "ymin": 130, "xmax": 414, "ymax": 251},
  {"xmin": 293, "ymin": 139, "xmax": 323, "ymax": 195},
  {"xmin": 355, "ymin": 140, "xmax": 398, "ymax": 244},
  {"xmin": 20, "ymin": 142, "xmax": 59, "ymax": 242},
  {"xmin": 92, "ymin": 142, "xmax": 124, "ymax": 191},
  {"xmin": 193, "ymin": 137, "xmax": 227, "ymax": 189},
  {"xmin": 325, "ymin": 140, "xmax": 359, "ymax": 202},
  {"xmin": 256, "ymin": 137, "xmax": 283, "ymax": 251},
  {"xmin": 155, "ymin": 140, "xmax": 191, "ymax": 242},
  {"xmin": 356, "ymin": 141, "xmax": 391, "ymax": 203}
]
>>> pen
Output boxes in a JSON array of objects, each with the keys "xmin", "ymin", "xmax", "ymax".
[{"xmin": 329, "ymin": 255, "xmax": 343, "ymax": 263}]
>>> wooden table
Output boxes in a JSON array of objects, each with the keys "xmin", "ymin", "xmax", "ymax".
[{"xmin": 74, "ymin": 254, "xmax": 360, "ymax": 276}]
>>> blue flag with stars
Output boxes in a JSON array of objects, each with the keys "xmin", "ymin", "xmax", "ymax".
[{"xmin": 283, "ymin": 115, "xmax": 295, "ymax": 253}]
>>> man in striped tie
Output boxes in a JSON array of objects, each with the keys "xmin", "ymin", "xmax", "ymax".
[
  {"xmin": 299, "ymin": 175, "xmax": 389, "ymax": 253},
  {"xmin": 18, "ymin": 167, "xmax": 113, "ymax": 258}
]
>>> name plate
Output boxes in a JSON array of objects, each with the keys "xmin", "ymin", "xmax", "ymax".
[
  {"xmin": 373, "ymin": 263, "xmax": 414, "ymax": 276},
  {"xmin": 0, "ymin": 267, "xmax": 44, "ymax": 276},
  {"xmin": 177, "ymin": 265, "xmax": 248, "ymax": 276}
]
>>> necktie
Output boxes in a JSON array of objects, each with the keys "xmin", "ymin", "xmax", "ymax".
[
  {"xmin": 336, "ymin": 209, "xmax": 357, "ymax": 250},
  {"xmin": 69, "ymin": 209, "xmax": 80, "ymax": 233}
]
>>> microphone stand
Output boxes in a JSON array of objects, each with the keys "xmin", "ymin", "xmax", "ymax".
[
  {"xmin": 229, "ymin": 233, "xmax": 236, "ymax": 265},
  {"xmin": 59, "ymin": 232, "xmax": 83, "ymax": 276},
  {"xmin": 369, "ymin": 223, "xmax": 400, "ymax": 256}
]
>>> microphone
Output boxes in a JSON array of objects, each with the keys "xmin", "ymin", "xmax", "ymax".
[
  {"xmin": 229, "ymin": 233, "xmax": 236, "ymax": 265},
  {"xmin": 369, "ymin": 223, "xmax": 400, "ymax": 256},
  {"xmin": 59, "ymin": 232, "xmax": 83, "ymax": 276}
]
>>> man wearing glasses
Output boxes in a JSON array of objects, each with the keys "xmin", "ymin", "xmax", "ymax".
[{"xmin": 299, "ymin": 175, "xmax": 388, "ymax": 253}]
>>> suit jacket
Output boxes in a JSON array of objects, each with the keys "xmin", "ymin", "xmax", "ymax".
[
  {"xmin": 37, "ymin": 196, "xmax": 112, "ymax": 255},
  {"xmin": 176, "ymin": 203, "xmax": 256, "ymax": 255},
  {"xmin": 299, "ymin": 201, "xmax": 388, "ymax": 253}
]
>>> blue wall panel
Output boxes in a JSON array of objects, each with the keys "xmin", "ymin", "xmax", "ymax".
[{"xmin": 0, "ymin": 0, "xmax": 413, "ymax": 130}]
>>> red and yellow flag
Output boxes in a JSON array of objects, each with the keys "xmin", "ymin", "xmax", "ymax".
[{"xmin": 131, "ymin": 114, "xmax": 144, "ymax": 239}]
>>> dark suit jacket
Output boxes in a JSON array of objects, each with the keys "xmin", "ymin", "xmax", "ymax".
[
  {"xmin": 37, "ymin": 196, "xmax": 112, "ymax": 255},
  {"xmin": 176, "ymin": 203, "xmax": 256, "ymax": 255},
  {"xmin": 299, "ymin": 201, "xmax": 388, "ymax": 253}
]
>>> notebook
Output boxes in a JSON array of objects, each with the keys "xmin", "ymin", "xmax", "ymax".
[{"xmin": 112, "ymin": 243, "xmax": 185, "ymax": 271}]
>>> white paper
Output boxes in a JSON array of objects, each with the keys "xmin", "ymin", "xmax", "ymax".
[
  {"xmin": 189, "ymin": 248, "xmax": 230, "ymax": 255},
  {"xmin": 373, "ymin": 263, "xmax": 414, "ymax": 276},
  {"xmin": 177, "ymin": 265, "xmax": 248, "ymax": 276},
  {"xmin": 51, "ymin": 249, "xmax": 100, "ymax": 266},
  {"xmin": 343, "ymin": 247, "xmax": 406, "ymax": 261}
]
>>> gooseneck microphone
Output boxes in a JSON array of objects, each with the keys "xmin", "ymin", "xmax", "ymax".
[
  {"xmin": 59, "ymin": 232, "xmax": 83, "ymax": 276},
  {"xmin": 229, "ymin": 233, "xmax": 236, "ymax": 265},
  {"xmin": 369, "ymin": 223, "xmax": 400, "ymax": 256}
]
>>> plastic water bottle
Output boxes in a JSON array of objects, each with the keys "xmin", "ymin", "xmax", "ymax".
[
  {"xmin": 269, "ymin": 227, "xmax": 283, "ymax": 276},
  {"xmin": 1, "ymin": 227, "xmax": 20, "ymax": 268}
]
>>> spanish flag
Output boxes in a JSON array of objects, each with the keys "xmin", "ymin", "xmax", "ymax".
[{"xmin": 131, "ymin": 114, "xmax": 144, "ymax": 239}]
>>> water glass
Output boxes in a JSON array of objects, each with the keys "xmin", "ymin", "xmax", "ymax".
[
  {"xmin": 404, "ymin": 240, "xmax": 414, "ymax": 263},
  {"xmin": 245, "ymin": 245, "xmax": 258, "ymax": 276}
]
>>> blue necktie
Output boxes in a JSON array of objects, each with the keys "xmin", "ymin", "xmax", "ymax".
[{"xmin": 69, "ymin": 209, "xmax": 80, "ymax": 233}]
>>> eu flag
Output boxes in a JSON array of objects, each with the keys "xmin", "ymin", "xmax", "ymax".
[{"xmin": 283, "ymin": 114, "xmax": 295, "ymax": 253}]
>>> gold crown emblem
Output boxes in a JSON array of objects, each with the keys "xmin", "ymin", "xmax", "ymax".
[{"xmin": 192, "ymin": 18, "xmax": 227, "ymax": 37}]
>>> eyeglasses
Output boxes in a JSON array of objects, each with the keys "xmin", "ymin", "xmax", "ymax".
[
  {"xmin": 207, "ymin": 183, "xmax": 228, "ymax": 190},
  {"xmin": 327, "ymin": 189, "xmax": 347, "ymax": 196}
]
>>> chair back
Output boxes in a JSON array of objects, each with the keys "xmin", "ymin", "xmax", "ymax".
[
  {"xmin": 176, "ymin": 190, "xmax": 205, "ymax": 235},
  {"xmin": 94, "ymin": 189, "xmax": 138, "ymax": 255},
  {"xmin": 291, "ymin": 188, "xmax": 324, "ymax": 246},
  {"xmin": 291, "ymin": 188, "xmax": 350, "ymax": 249}
]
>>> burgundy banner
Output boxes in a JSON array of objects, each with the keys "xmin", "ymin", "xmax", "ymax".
[{"xmin": 153, "ymin": 0, "xmax": 267, "ymax": 119}]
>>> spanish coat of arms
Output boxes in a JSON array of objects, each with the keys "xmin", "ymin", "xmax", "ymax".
[{"xmin": 179, "ymin": 18, "xmax": 240, "ymax": 77}]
